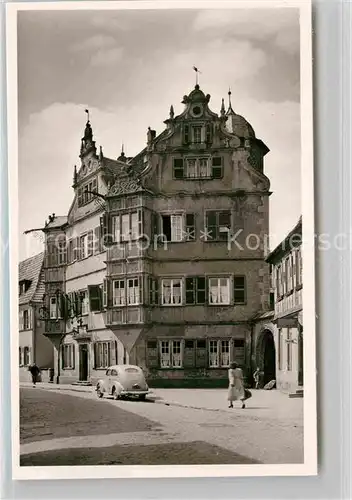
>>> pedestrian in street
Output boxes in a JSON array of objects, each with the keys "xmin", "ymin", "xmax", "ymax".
[
  {"xmin": 228, "ymin": 362, "xmax": 247, "ymax": 409},
  {"xmin": 28, "ymin": 363, "xmax": 40, "ymax": 388},
  {"xmin": 253, "ymin": 367, "xmax": 262, "ymax": 389}
]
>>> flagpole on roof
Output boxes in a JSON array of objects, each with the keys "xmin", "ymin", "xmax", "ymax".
[
  {"xmin": 193, "ymin": 66, "xmax": 201, "ymax": 86},
  {"xmin": 85, "ymin": 108, "xmax": 90, "ymax": 122}
]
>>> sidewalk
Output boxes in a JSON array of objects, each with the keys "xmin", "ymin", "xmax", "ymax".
[{"xmin": 20, "ymin": 382, "xmax": 303, "ymax": 422}]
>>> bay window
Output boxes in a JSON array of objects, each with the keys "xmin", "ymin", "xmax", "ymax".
[
  {"xmin": 112, "ymin": 211, "xmax": 142, "ymax": 242},
  {"xmin": 127, "ymin": 278, "xmax": 140, "ymax": 305},
  {"xmin": 113, "ymin": 280, "xmax": 125, "ymax": 306},
  {"xmin": 161, "ymin": 279, "xmax": 182, "ymax": 305}
]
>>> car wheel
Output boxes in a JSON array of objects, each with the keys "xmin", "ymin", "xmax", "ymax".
[
  {"xmin": 112, "ymin": 388, "xmax": 120, "ymax": 400},
  {"xmin": 138, "ymin": 394, "xmax": 146, "ymax": 401},
  {"xmin": 96, "ymin": 385, "xmax": 104, "ymax": 399}
]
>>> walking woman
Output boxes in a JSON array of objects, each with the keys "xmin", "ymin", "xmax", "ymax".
[{"xmin": 228, "ymin": 362, "xmax": 247, "ymax": 409}]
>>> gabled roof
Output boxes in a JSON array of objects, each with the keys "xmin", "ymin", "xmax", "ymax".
[
  {"xmin": 266, "ymin": 217, "xmax": 302, "ymax": 264},
  {"xmin": 19, "ymin": 252, "xmax": 45, "ymax": 305},
  {"xmin": 45, "ymin": 216, "xmax": 68, "ymax": 230}
]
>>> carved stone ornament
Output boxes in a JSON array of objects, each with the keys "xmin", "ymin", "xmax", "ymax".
[{"xmin": 109, "ymin": 177, "xmax": 142, "ymax": 196}]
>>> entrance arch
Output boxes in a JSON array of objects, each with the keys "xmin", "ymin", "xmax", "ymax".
[{"xmin": 256, "ymin": 328, "xmax": 276, "ymax": 386}]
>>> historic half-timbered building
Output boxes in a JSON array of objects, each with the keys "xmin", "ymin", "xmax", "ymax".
[
  {"xmin": 265, "ymin": 217, "xmax": 303, "ymax": 395},
  {"xmin": 18, "ymin": 252, "xmax": 54, "ymax": 382},
  {"xmin": 38, "ymin": 83, "xmax": 273, "ymax": 387}
]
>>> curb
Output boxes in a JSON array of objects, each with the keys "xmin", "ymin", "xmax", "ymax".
[{"xmin": 20, "ymin": 383, "xmax": 230, "ymax": 412}]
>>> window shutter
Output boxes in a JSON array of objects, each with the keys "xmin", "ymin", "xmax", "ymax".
[
  {"xmin": 212, "ymin": 157, "xmax": 223, "ymax": 178},
  {"xmin": 28, "ymin": 308, "xmax": 32, "ymax": 329},
  {"xmin": 183, "ymin": 124, "xmax": 190, "ymax": 144},
  {"xmin": 107, "ymin": 280, "xmax": 113, "ymax": 307},
  {"xmin": 93, "ymin": 343, "xmax": 98, "ymax": 369},
  {"xmin": 72, "ymin": 344, "xmax": 75, "ymax": 369},
  {"xmin": 206, "ymin": 123, "xmax": 213, "ymax": 143},
  {"xmin": 138, "ymin": 209, "xmax": 144, "ymax": 238},
  {"xmin": 19, "ymin": 310, "xmax": 24, "ymax": 330},
  {"xmin": 28, "ymin": 347, "xmax": 32, "ymax": 365},
  {"xmin": 173, "ymin": 158, "xmax": 184, "ymax": 179},
  {"xmin": 200, "ymin": 126, "xmax": 206, "ymax": 143},
  {"xmin": 185, "ymin": 277, "xmax": 195, "ymax": 304},
  {"xmin": 67, "ymin": 239, "xmax": 73, "ymax": 263},
  {"xmin": 110, "ymin": 340, "xmax": 117, "ymax": 366},
  {"xmin": 185, "ymin": 213, "xmax": 195, "ymax": 240},
  {"xmin": 151, "ymin": 212, "xmax": 159, "ymax": 242},
  {"xmin": 61, "ymin": 345, "xmax": 65, "ymax": 369},
  {"xmin": 195, "ymin": 339, "xmax": 207, "ymax": 368},
  {"xmin": 292, "ymin": 252, "xmax": 297, "ymax": 288},
  {"xmin": 88, "ymin": 230, "xmax": 94, "ymax": 256},
  {"xmin": 88, "ymin": 285, "xmax": 102, "ymax": 312},
  {"xmin": 103, "ymin": 279, "xmax": 108, "ymax": 308},
  {"xmin": 93, "ymin": 227, "xmax": 100, "ymax": 254},
  {"xmin": 183, "ymin": 340, "xmax": 196, "ymax": 368},
  {"xmin": 146, "ymin": 340, "xmax": 159, "ymax": 368},
  {"xmin": 19, "ymin": 347, "xmax": 22, "ymax": 366}
]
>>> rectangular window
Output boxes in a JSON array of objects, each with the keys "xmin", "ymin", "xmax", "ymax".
[
  {"xmin": 23, "ymin": 346, "xmax": 31, "ymax": 366},
  {"xmin": 220, "ymin": 340, "xmax": 230, "ymax": 367},
  {"xmin": 159, "ymin": 340, "xmax": 183, "ymax": 368},
  {"xmin": 185, "ymin": 213, "xmax": 195, "ymax": 240},
  {"xmin": 127, "ymin": 278, "xmax": 140, "ymax": 305},
  {"xmin": 79, "ymin": 234, "xmax": 89, "ymax": 260},
  {"xmin": 161, "ymin": 214, "xmax": 184, "ymax": 242},
  {"xmin": 50, "ymin": 297, "xmax": 57, "ymax": 319},
  {"xmin": 209, "ymin": 277, "xmax": 230, "ymax": 305},
  {"xmin": 233, "ymin": 276, "xmax": 246, "ymax": 304},
  {"xmin": 160, "ymin": 340, "xmax": 171, "ymax": 367},
  {"xmin": 23, "ymin": 309, "xmax": 30, "ymax": 330},
  {"xmin": 209, "ymin": 340, "xmax": 219, "ymax": 367},
  {"xmin": 149, "ymin": 277, "xmax": 159, "ymax": 305},
  {"xmin": 78, "ymin": 177, "xmax": 98, "ymax": 207},
  {"xmin": 185, "ymin": 277, "xmax": 206, "ymax": 305},
  {"xmin": 277, "ymin": 265, "xmax": 282, "ymax": 297},
  {"xmin": 58, "ymin": 238, "xmax": 67, "ymax": 265},
  {"xmin": 19, "ymin": 347, "xmax": 22, "ymax": 366},
  {"xmin": 62, "ymin": 344, "xmax": 75, "ymax": 369},
  {"xmin": 193, "ymin": 126, "xmax": 202, "ymax": 143},
  {"xmin": 161, "ymin": 279, "xmax": 182, "ymax": 306},
  {"xmin": 94, "ymin": 342, "xmax": 110, "ymax": 369},
  {"xmin": 173, "ymin": 158, "xmax": 184, "ymax": 179},
  {"xmin": 80, "ymin": 290, "xmax": 89, "ymax": 315},
  {"xmin": 185, "ymin": 158, "xmax": 211, "ymax": 178},
  {"xmin": 121, "ymin": 214, "xmax": 130, "ymax": 240},
  {"xmin": 88, "ymin": 285, "xmax": 103, "ymax": 312},
  {"xmin": 112, "ymin": 216, "xmax": 120, "ymax": 242},
  {"xmin": 205, "ymin": 211, "xmax": 231, "ymax": 241},
  {"xmin": 113, "ymin": 280, "xmax": 125, "ymax": 306}
]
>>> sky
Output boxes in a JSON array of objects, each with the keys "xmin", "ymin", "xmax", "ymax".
[{"xmin": 17, "ymin": 6, "xmax": 301, "ymax": 261}]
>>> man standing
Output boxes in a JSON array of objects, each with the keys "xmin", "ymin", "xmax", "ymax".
[{"xmin": 28, "ymin": 363, "xmax": 40, "ymax": 387}]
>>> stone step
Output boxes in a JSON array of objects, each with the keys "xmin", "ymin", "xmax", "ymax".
[{"xmin": 72, "ymin": 381, "xmax": 93, "ymax": 387}]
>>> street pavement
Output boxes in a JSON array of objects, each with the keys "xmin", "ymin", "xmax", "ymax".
[{"xmin": 19, "ymin": 384, "xmax": 303, "ymax": 466}]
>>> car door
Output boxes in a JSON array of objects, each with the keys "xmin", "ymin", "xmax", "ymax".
[
  {"xmin": 104, "ymin": 369, "xmax": 111, "ymax": 393},
  {"xmin": 110, "ymin": 369, "xmax": 119, "ymax": 394}
]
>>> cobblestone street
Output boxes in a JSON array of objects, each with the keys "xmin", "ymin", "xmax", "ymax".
[{"xmin": 20, "ymin": 386, "xmax": 303, "ymax": 466}]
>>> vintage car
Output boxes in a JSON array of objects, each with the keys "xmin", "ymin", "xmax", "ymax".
[{"xmin": 95, "ymin": 364, "xmax": 150, "ymax": 400}]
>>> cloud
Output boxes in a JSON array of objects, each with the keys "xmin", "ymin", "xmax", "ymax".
[
  {"xmin": 193, "ymin": 8, "xmax": 299, "ymax": 54},
  {"xmin": 71, "ymin": 34, "xmax": 117, "ymax": 52},
  {"xmin": 90, "ymin": 47, "xmax": 124, "ymax": 67}
]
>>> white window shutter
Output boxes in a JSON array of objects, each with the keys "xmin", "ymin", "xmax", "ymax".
[{"xmin": 19, "ymin": 310, "xmax": 23, "ymax": 330}]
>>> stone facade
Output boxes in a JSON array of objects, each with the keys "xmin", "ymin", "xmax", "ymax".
[{"xmin": 37, "ymin": 84, "xmax": 274, "ymax": 387}]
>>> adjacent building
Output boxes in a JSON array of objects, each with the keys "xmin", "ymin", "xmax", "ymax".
[
  {"xmin": 19, "ymin": 252, "xmax": 54, "ymax": 381},
  {"xmin": 265, "ymin": 217, "xmax": 303, "ymax": 394},
  {"xmin": 29, "ymin": 84, "xmax": 274, "ymax": 387}
]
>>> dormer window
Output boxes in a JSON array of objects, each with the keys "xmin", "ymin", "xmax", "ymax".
[{"xmin": 19, "ymin": 280, "xmax": 31, "ymax": 295}]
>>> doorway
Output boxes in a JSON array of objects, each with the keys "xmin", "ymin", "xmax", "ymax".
[
  {"xmin": 263, "ymin": 332, "xmax": 276, "ymax": 385},
  {"xmin": 79, "ymin": 344, "xmax": 89, "ymax": 381}
]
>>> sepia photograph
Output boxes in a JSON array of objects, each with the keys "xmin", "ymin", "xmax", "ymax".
[{"xmin": 7, "ymin": 0, "xmax": 316, "ymax": 479}]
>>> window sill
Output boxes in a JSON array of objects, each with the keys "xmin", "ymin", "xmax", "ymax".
[{"xmin": 62, "ymin": 367, "xmax": 75, "ymax": 370}]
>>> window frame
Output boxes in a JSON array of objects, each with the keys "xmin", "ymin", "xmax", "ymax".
[
  {"xmin": 77, "ymin": 177, "xmax": 98, "ymax": 208},
  {"xmin": 208, "ymin": 277, "xmax": 231, "ymax": 305},
  {"xmin": 204, "ymin": 210, "xmax": 232, "ymax": 241},
  {"xmin": 159, "ymin": 339, "xmax": 183, "ymax": 368},
  {"xmin": 94, "ymin": 341, "xmax": 111, "ymax": 369},
  {"xmin": 127, "ymin": 277, "xmax": 141, "ymax": 305},
  {"xmin": 62, "ymin": 344, "xmax": 75, "ymax": 370},
  {"xmin": 113, "ymin": 279, "xmax": 126, "ymax": 306},
  {"xmin": 233, "ymin": 276, "xmax": 246, "ymax": 305},
  {"xmin": 161, "ymin": 278, "xmax": 183, "ymax": 306}
]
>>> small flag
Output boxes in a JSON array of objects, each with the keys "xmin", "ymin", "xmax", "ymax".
[{"xmin": 193, "ymin": 66, "xmax": 201, "ymax": 73}]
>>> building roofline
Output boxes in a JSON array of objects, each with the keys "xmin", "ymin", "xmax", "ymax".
[{"xmin": 266, "ymin": 216, "xmax": 302, "ymax": 263}]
